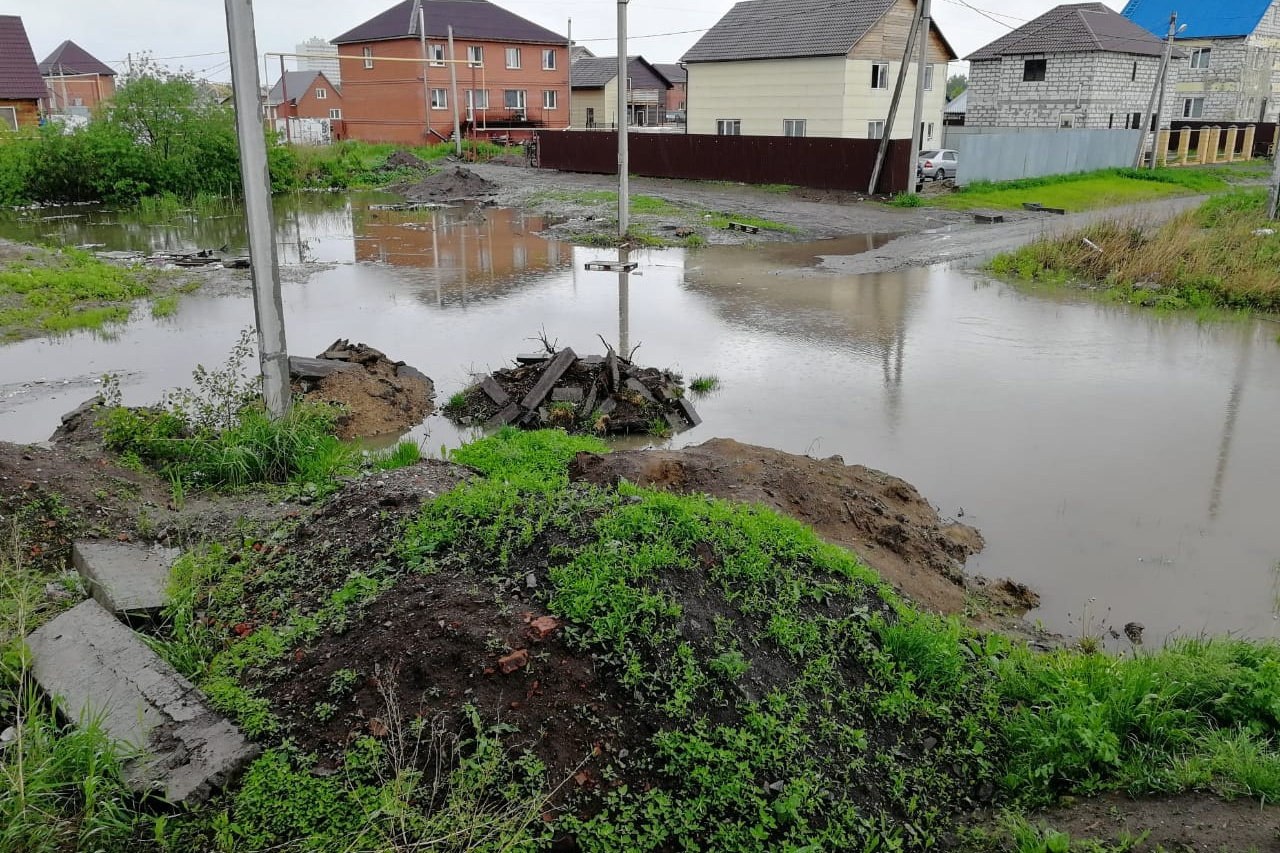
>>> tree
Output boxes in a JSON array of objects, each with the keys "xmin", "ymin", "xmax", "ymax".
[{"xmin": 946, "ymin": 74, "xmax": 968, "ymax": 100}]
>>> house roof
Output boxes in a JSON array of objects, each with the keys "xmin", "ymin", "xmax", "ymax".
[
  {"xmin": 571, "ymin": 56, "xmax": 673, "ymax": 89},
  {"xmin": 333, "ymin": 0, "xmax": 565, "ymax": 46},
  {"xmin": 1123, "ymin": 0, "xmax": 1270, "ymax": 39},
  {"xmin": 943, "ymin": 91, "xmax": 967, "ymax": 114},
  {"xmin": 968, "ymin": 3, "xmax": 1167, "ymax": 60},
  {"xmin": 39, "ymin": 40, "xmax": 116, "ymax": 77},
  {"xmin": 654, "ymin": 63, "xmax": 686, "ymax": 84},
  {"xmin": 267, "ymin": 70, "xmax": 337, "ymax": 106},
  {"xmin": 0, "ymin": 16, "xmax": 50, "ymax": 100},
  {"xmin": 681, "ymin": 0, "xmax": 956, "ymax": 64}
]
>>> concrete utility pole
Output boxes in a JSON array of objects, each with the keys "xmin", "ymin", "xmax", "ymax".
[
  {"xmin": 447, "ymin": 26, "xmax": 462, "ymax": 154},
  {"xmin": 1135, "ymin": 12, "xmax": 1177, "ymax": 168},
  {"xmin": 417, "ymin": 0, "xmax": 432, "ymax": 139},
  {"xmin": 1269, "ymin": 135, "xmax": 1280, "ymax": 217},
  {"xmin": 868, "ymin": 0, "xmax": 924, "ymax": 194},
  {"xmin": 909, "ymin": 0, "xmax": 931, "ymax": 192},
  {"xmin": 617, "ymin": 0, "xmax": 630, "ymax": 238},
  {"xmin": 567, "ymin": 19, "xmax": 574, "ymax": 129},
  {"xmin": 224, "ymin": 0, "xmax": 291, "ymax": 419}
]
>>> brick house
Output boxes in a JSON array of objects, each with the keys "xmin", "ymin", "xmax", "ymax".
[
  {"xmin": 39, "ymin": 40, "xmax": 116, "ymax": 114},
  {"xmin": 966, "ymin": 3, "xmax": 1173, "ymax": 130},
  {"xmin": 0, "ymin": 16, "xmax": 48, "ymax": 132},
  {"xmin": 654, "ymin": 63, "xmax": 687, "ymax": 112},
  {"xmin": 267, "ymin": 70, "xmax": 343, "ymax": 121},
  {"xmin": 680, "ymin": 0, "xmax": 956, "ymax": 142},
  {"xmin": 331, "ymin": 0, "xmax": 570, "ymax": 144},
  {"xmin": 1124, "ymin": 0, "xmax": 1280, "ymax": 123},
  {"xmin": 571, "ymin": 56, "xmax": 673, "ymax": 127}
]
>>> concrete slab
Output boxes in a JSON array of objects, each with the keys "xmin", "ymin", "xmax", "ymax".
[
  {"xmin": 289, "ymin": 356, "xmax": 361, "ymax": 381},
  {"xmin": 26, "ymin": 599, "xmax": 258, "ymax": 804},
  {"xmin": 73, "ymin": 542, "xmax": 175, "ymax": 617}
]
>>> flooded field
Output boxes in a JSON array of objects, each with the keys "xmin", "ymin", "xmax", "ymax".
[{"xmin": 2, "ymin": 195, "xmax": 1279, "ymax": 642}]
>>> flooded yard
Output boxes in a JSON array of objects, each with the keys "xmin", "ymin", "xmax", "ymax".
[{"xmin": 2, "ymin": 195, "xmax": 1278, "ymax": 643}]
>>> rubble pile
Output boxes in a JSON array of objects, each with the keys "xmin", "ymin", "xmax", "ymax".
[
  {"xmin": 382, "ymin": 150, "xmax": 429, "ymax": 170},
  {"xmin": 390, "ymin": 166, "xmax": 498, "ymax": 202},
  {"xmin": 289, "ymin": 340, "xmax": 435, "ymax": 439}
]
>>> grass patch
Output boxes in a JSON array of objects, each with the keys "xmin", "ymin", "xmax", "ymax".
[
  {"xmin": 150, "ymin": 294, "xmax": 179, "ymax": 318},
  {"xmin": 936, "ymin": 168, "xmax": 1228, "ymax": 212},
  {"xmin": 889, "ymin": 192, "xmax": 925, "ymax": 208},
  {"xmin": 689, "ymin": 374, "xmax": 721, "ymax": 394},
  {"xmin": 282, "ymin": 139, "xmax": 511, "ymax": 190},
  {"xmin": 702, "ymin": 211, "xmax": 801, "ymax": 233},
  {"xmin": 989, "ymin": 190, "xmax": 1280, "ymax": 312}
]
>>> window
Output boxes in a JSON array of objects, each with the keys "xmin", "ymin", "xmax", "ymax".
[
  {"xmin": 543, "ymin": 89, "xmax": 557, "ymax": 109},
  {"xmin": 1190, "ymin": 48, "xmax": 1211, "ymax": 69},
  {"xmin": 585, "ymin": 107, "xmax": 595, "ymax": 126},
  {"xmin": 363, "ymin": 47, "xmax": 373, "ymax": 69},
  {"xmin": 504, "ymin": 89, "xmax": 527, "ymax": 111},
  {"xmin": 431, "ymin": 88, "xmax": 448, "ymax": 109},
  {"xmin": 783, "ymin": 119, "xmax": 806, "ymax": 137},
  {"xmin": 926, "ymin": 121, "xmax": 935, "ymax": 140},
  {"xmin": 871, "ymin": 62, "xmax": 889, "ymax": 89},
  {"xmin": 1059, "ymin": 113, "xmax": 1075, "ymax": 128},
  {"xmin": 1023, "ymin": 58, "xmax": 1046, "ymax": 81},
  {"xmin": 465, "ymin": 89, "xmax": 489, "ymax": 118},
  {"xmin": 429, "ymin": 44, "xmax": 445, "ymax": 66},
  {"xmin": 1131, "ymin": 61, "xmax": 1138, "ymax": 81},
  {"xmin": 1127, "ymin": 111, "xmax": 1142, "ymax": 129},
  {"xmin": 0, "ymin": 106, "xmax": 16, "ymax": 132},
  {"xmin": 467, "ymin": 45, "xmax": 483, "ymax": 66},
  {"xmin": 1182, "ymin": 96, "xmax": 1205, "ymax": 118},
  {"xmin": 315, "ymin": 88, "xmax": 327, "ymax": 99},
  {"xmin": 329, "ymin": 108, "xmax": 342, "ymax": 119},
  {"xmin": 717, "ymin": 119, "xmax": 741, "ymax": 135},
  {"xmin": 867, "ymin": 120, "xmax": 885, "ymax": 139},
  {"xmin": 924, "ymin": 65, "xmax": 934, "ymax": 91},
  {"xmin": 506, "ymin": 47, "xmax": 521, "ymax": 69},
  {"xmin": 1108, "ymin": 113, "xmax": 1114, "ymax": 128},
  {"xmin": 542, "ymin": 49, "xmax": 557, "ymax": 70}
]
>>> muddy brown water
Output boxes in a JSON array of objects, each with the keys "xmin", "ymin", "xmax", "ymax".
[{"xmin": 2, "ymin": 195, "xmax": 1279, "ymax": 643}]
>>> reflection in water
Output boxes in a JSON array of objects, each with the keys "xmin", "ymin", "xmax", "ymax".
[{"xmin": 1208, "ymin": 333, "xmax": 1251, "ymax": 523}]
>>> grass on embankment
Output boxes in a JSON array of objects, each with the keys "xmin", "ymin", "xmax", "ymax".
[
  {"xmin": 990, "ymin": 189, "xmax": 1280, "ymax": 313},
  {"xmin": 933, "ymin": 167, "xmax": 1229, "ymax": 213},
  {"xmin": 281, "ymin": 139, "xmax": 513, "ymax": 191}
]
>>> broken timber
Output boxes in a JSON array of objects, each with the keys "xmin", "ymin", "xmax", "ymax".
[
  {"xmin": 519, "ymin": 347, "xmax": 578, "ymax": 410},
  {"xmin": 584, "ymin": 261, "xmax": 639, "ymax": 272},
  {"xmin": 726, "ymin": 221, "xmax": 760, "ymax": 233}
]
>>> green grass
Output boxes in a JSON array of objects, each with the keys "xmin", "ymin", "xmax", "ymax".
[
  {"xmin": 150, "ymin": 294, "xmax": 179, "ymax": 318},
  {"xmin": 0, "ymin": 247, "xmax": 158, "ymax": 341},
  {"xmin": 282, "ymin": 139, "xmax": 512, "ymax": 190},
  {"xmin": 689, "ymin": 374, "xmax": 721, "ymax": 394},
  {"xmin": 889, "ymin": 192, "xmax": 925, "ymax": 208},
  {"xmin": 370, "ymin": 440, "xmax": 420, "ymax": 471},
  {"xmin": 936, "ymin": 168, "xmax": 1229, "ymax": 212}
]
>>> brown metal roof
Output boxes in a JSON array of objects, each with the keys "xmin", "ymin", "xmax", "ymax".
[
  {"xmin": 968, "ymin": 3, "xmax": 1166, "ymax": 60},
  {"xmin": 39, "ymin": 40, "xmax": 116, "ymax": 77},
  {"xmin": 333, "ymin": 0, "xmax": 565, "ymax": 46},
  {"xmin": 0, "ymin": 16, "xmax": 51, "ymax": 100}
]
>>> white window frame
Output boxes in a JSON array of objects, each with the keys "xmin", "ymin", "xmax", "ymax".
[
  {"xmin": 871, "ymin": 62, "xmax": 889, "ymax": 90},
  {"xmin": 926, "ymin": 121, "xmax": 935, "ymax": 140},
  {"xmin": 783, "ymin": 119, "xmax": 806, "ymax": 137},
  {"xmin": 363, "ymin": 47, "xmax": 373, "ymax": 69},
  {"xmin": 1059, "ymin": 113, "xmax": 1075, "ymax": 128},
  {"xmin": 505, "ymin": 47, "xmax": 522, "ymax": 69},
  {"xmin": 867, "ymin": 120, "xmax": 885, "ymax": 139},
  {"xmin": 467, "ymin": 45, "xmax": 483, "ymax": 67},
  {"xmin": 1190, "ymin": 48, "xmax": 1211, "ymax": 69},
  {"xmin": 429, "ymin": 44, "xmax": 445, "ymax": 66},
  {"xmin": 315, "ymin": 87, "xmax": 327, "ymax": 100},
  {"xmin": 466, "ymin": 89, "xmax": 489, "ymax": 119},
  {"xmin": 924, "ymin": 65, "xmax": 934, "ymax": 91},
  {"xmin": 1182, "ymin": 96, "xmax": 1205, "ymax": 118},
  {"xmin": 542, "ymin": 49, "xmax": 557, "ymax": 70},
  {"xmin": 543, "ymin": 89, "xmax": 558, "ymax": 110},
  {"xmin": 329, "ymin": 108, "xmax": 342, "ymax": 119},
  {"xmin": 431, "ymin": 88, "xmax": 448, "ymax": 110},
  {"xmin": 0, "ymin": 106, "xmax": 17, "ymax": 132},
  {"xmin": 716, "ymin": 119, "xmax": 741, "ymax": 135},
  {"xmin": 504, "ymin": 89, "xmax": 527, "ymax": 111}
]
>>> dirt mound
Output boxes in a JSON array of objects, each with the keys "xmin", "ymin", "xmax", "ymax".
[
  {"xmin": 392, "ymin": 167, "xmax": 498, "ymax": 202},
  {"xmin": 568, "ymin": 438, "xmax": 1015, "ymax": 620},
  {"xmin": 382, "ymin": 150, "xmax": 429, "ymax": 170},
  {"xmin": 291, "ymin": 339, "xmax": 435, "ymax": 439}
]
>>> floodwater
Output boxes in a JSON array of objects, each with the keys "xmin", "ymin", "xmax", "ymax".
[{"xmin": 2, "ymin": 195, "xmax": 1279, "ymax": 643}]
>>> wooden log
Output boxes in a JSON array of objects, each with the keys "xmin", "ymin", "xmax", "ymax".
[{"xmin": 519, "ymin": 347, "xmax": 577, "ymax": 410}]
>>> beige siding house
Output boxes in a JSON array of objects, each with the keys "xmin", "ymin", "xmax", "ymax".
[
  {"xmin": 681, "ymin": 0, "xmax": 956, "ymax": 141},
  {"xmin": 571, "ymin": 56, "xmax": 673, "ymax": 127}
]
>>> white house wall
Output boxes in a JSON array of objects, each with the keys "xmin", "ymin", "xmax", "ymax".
[
  {"xmin": 841, "ymin": 58, "xmax": 947, "ymax": 141},
  {"xmin": 685, "ymin": 56, "xmax": 847, "ymax": 137}
]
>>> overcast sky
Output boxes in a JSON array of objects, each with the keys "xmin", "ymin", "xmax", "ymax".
[{"xmin": 16, "ymin": 0, "xmax": 1129, "ymax": 83}]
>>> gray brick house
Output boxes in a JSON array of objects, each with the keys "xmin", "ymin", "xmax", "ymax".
[
  {"xmin": 966, "ymin": 3, "xmax": 1172, "ymax": 130},
  {"xmin": 1124, "ymin": 0, "xmax": 1279, "ymax": 123}
]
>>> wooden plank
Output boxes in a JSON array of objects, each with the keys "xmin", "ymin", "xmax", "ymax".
[
  {"xmin": 519, "ymin": 347, "xmax": 578, "ymax": 410},
  {"xmin": 480, "ymin": 376, "xmax": 511, "ymax": 406}
]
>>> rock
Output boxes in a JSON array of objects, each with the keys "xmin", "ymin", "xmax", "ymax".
[
  {"xmin": 0, "ymin": 726, "xmax": 15, "ymax": 744},
  {"xmin": 551, "ymin": 386, "xmax": 584, "ymax": 403},
  {"xmin": 498, "ymin": 649, "xmax": 528, "ymax": 674},
  {"xmin": 73, "ymin": 541, "xmax": 176, "ymax": 618}
]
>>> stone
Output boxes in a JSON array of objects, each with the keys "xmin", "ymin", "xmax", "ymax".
[
  {"xmin": 498, "ymin": 649, "xmax": 528, "ymax": 674},
  {"xmin": 73, "ymin": 541, "xmax": 176, "ymax": 618},
  {"xmin": 675, "ymin": 398, "xmax": 702, "ymax": 427},
  {"xmin": 485, "ymin": 403, "xmax": 521, "ymax": 428},
  {"xmin": 480, "ymin": 376, "xmax": 511, "ymax": 406},
  {"xmin": 515, "ymin": 353, "xmax": 548, "ymax": 365},
  {"xmin": 519, "ymin": 347, "xmax": 577, "ymax": 410},
  {"xmin": 288, "ymin": 356, "xmax": 361, "ymax": 381},
  {"xmin": 551, "ymin": 386, "xmax": 584, "ymax": 403},
  {"xmin": 26, "ymin": 599, "xmax": 257, "ymax": 803}
]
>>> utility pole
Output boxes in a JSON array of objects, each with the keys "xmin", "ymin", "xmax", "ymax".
[
  {"xmin": 278, "ymin": 55, "xmax": 291, "ymax": 143},
  {"xmin": 416, "ymin": 0, "xmax": 431, "ymax": 141},
  {"xmin": 447, "ymin": 26, "xmax": 462, "ymax": 155},
  {"xmin": 224, "ymin": 0, "xmax": 291, "ymax": 419},
  {"xmin": 617, "ymin": 0, "xmax": 630, "ymax": 238},
  {"xmin": 567, "ymin": 19, "xmax": 574, "ymax": 129},
  {"xmin": 1134, "ymin": 12, "xmax": 1177, "ymax": 168},
  {"xmin": 868, "ymin": 0, "xmax": 924, "ymax": 194},
  {"xmin": 1269, "ymin": 133, "xmax": 1280, "ymax": 217},
  {"xmin": 909, "ymin": 0, "xmax": 931, "ymax": 192}
]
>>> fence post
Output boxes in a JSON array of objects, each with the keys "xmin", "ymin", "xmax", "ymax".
[
  {"xmin": 1176, "ymin": 128, "xmax": 1191, "ymax": 165},
  {"xmin": 1155, "ymin": 129, "xmax": 1170, "ymax": 166},
  {"xmin": 1206, "ymin": 126, "xmax": 1221, "ymax": 163},
  {"xmin": 1243, "ymin": 125, "xmax": 1257, "ymax": 160},
  {"xmin": 1224, "ymin": 126, "xmax": 1239, "ymax": 162}
]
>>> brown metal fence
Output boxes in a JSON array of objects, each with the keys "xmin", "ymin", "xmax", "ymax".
[
  {"xmin": 532, "ymin": 131, "xmax": 914, "ymax": 195},
  {"xmin": 1169, "ymin": 121, "xmax": 1276, "ymax": 157}
]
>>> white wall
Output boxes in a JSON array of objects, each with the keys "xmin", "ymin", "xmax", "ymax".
[
  {"xmin": 842, "ymin": 59, "xmax": 947, "ymax": 142},
  {"xmin": 686, "ymin": 56, "xmax": 846, "ymax": 137}
]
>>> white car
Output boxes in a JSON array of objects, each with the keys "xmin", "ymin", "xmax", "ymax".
[{"xmin": 918, "ymin": 149, "xmax": 958, "ymax": 181}]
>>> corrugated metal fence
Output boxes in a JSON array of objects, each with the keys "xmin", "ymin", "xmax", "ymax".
[
  {"xmin": 533, "ymin": 131, "xmax": 914, "ymax": 194},
  {"xmin": 947, "ymin": 128, "xmax": 1141, "ymax": 186}
]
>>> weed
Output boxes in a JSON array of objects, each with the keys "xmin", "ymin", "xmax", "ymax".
[
  {"xmin": 328, "ymin": 668, "xmax": 359, "ymax": 696},
  {"xmin": 889, "ymin": 192, "xmax": 925, "ymax": 208},
  {"xmin": 646, "ymin": 416, "xmax": 672, "ymax": 438},
  {"xmin": 149, "ymin": 294, "xmax": 179, "ymax": 318},
  {"xmin": 0, "ymin": 246, "xmax": 159, "ymax": 340},
  {"xmin": 372, "ymin": 441, "xmax": 421, "ymax": 471},
  {"xmin": 689, "ymin": 374, "xmax": 721, "ymax": 394},
  {"xmin": 444, "ymin": 390, "xmax": 469, "ymax": 411}
]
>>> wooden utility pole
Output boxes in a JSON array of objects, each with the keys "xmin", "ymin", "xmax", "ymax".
[
  {"xmin": 868, "ymin": 0, "xmax": 924, "ymax": 194},
  {"xmin": 1134, "ymin": 12, "xmax": 1177, "ymax": 168}
]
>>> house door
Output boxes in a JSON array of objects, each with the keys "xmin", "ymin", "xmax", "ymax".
[
  {"xmin": 632, "ymin": 106, "xmax": 646, "ymax": 126},
  {"xmin": 585, "ymin": 107, "xmax": 595, "ymax": 127}
]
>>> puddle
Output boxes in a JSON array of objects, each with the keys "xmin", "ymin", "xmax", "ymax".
[{"xmin": 2, "ymin": 196, "xmax": 1279, "ymax": 642}]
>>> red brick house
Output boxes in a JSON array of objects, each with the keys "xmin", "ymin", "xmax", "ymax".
[
  {"xmin": 266, "ymin": 70, "xmax": 343, "ymax": 121},
  {"xmin": 0, "ymin": 16, "xmax": 48, "ymax": 131},
  {"xmin": 39, "ymin": 40, "xmax": 116, "ymax": 114},
  {"xmin": 331, "ymin": 0, "xmax": 570, "ymax": 144}
]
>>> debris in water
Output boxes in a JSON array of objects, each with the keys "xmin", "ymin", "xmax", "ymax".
[{"xmin": 289, "ymin": 339, "xmax": 435, "ymax": 439}]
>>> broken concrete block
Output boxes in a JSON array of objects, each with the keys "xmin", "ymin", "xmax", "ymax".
[
  {"xmin": 515, "ymin": 353, "xmax": 548, "ymax": 365},
  {"xmin": 519, "ymin": 347, "xmax": 577, "ymax": 410},
  {"xmin": 480, "ymin": 376, "xmax": 511, "ymax": 407},
  {"xmin": 624, "ymin": 378, "xmax": 656, "ymax": 403},
  {"xmin": 676, "ymin": 398, "xmax": 702, "ymax": 427},
  {"xmin": 72, "ymin": 542, "xmax": 175, "ymax": 618},
  {"xmin": 26, "ymin": 599, "xmax": 257, "ymax": 804},
  {"xmin": 551, "ymin": 386, "xmax": 584, "ymax": 403},
  {"xmin": 485, "ymin": 403, "xmax": 521, "ymax": 428},
  {"xmin": 288, "ymin": 356, "xmax": 361, "ymax": 381}
]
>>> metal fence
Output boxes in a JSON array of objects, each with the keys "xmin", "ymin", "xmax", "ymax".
[
  {"xmin": 1169, "ymin": 121, "xmax": 1276, "ymax": 158},
  {"xmin": 946, "ymin": 128, "xmax": 1141, "ymax": 186},
  {"xmin": 533, "ymin": 131, "xmax": 914, "ymax": 194}
]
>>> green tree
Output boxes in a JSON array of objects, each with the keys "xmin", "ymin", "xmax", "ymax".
[{"xmin": 946, "ymin": 74, "xmax": 968, "ymax": 100}]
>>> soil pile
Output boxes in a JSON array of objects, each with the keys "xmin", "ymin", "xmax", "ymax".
[
  {"xmin": 391, "ymin": 167, "xmax": 498, "ymax": 202},
  {"xmin": 382, "ymin": 150, "xmax": 429, "ymax": 170},
  {"xmin": 446, "ymin": 347, "xmax": 700, "ymax": 436},
  {"xmin": 290, "ymin": 340, "xmax": 435, "ymax": 439}
]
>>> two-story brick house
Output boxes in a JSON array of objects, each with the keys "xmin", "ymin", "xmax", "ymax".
[
  {"xmin": 571, "ymin": 56, "xmax": 674, "ymax": 128},
  {"xmin": 39, "ymin": 40, "xmax": 116, "ymax": 114},
  {"xmin": 266, "ymin": 71, "xmax": 343, "ymax": 122},
  {"xmin": 966, "ymin": 3, "xmax": 1173, "ymax": 130},
  {"xmin": 680, "ymin": 0, "xmax": 956, "ymax": 142},
  {"xmin": 0, "ymin": 16, "xmax": 48, "ymax": 132},
  {"xmin": 331, "ymin": 0, "xmax": 569, "ymax": 144},
  {"xmin": 1124, "ymin": 0, "xmax": 1280, "ymax": 123},
  {"xmin": 654, "ymin": 63, "xmax": 687, "ymax": 113}
]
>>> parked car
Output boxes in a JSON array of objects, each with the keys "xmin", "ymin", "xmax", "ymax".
[
  {"xmin": 663, "ymin": 110, "xmax": 686, "ymax": 124},
  {"xmin": 918, "ymin": 149, "xmax": 958, "ymax": 181}
]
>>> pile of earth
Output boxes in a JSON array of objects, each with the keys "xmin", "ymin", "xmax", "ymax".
[
  {"xmin": 381, "ymin": 150, "xmax": 429, "ymax": 171},
  {"xmin": 289, "ymin": 339, "xmax": 435, "ymax": 439},
  {"xmin": 390, "ymin": 166, "xmax": 498, "ymax": 202},
  {"xmin": 445, "ymin": 346, "xmax": 700, "ymax": 436}
]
